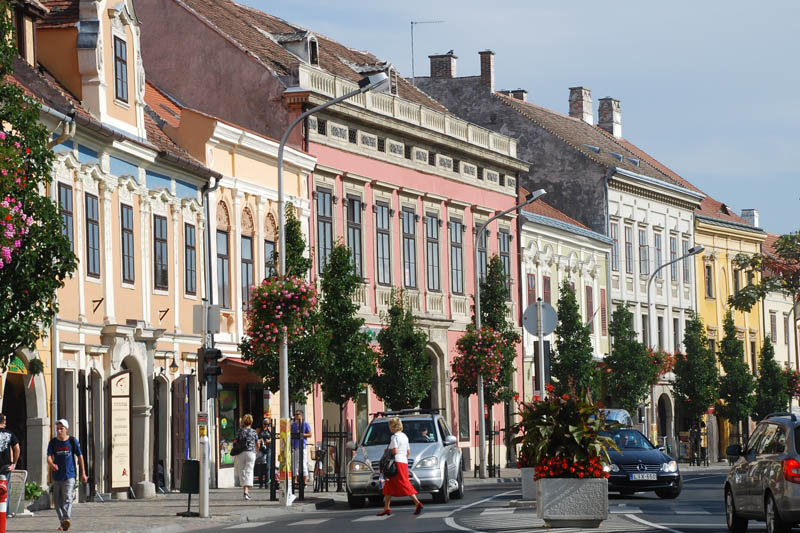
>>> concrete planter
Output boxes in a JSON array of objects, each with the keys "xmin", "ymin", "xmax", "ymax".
[
  {"xmin": 520, "ymin": 467, "xmax": 536, "ymax": 501},
  {"xmin": 536, "ymin": 477, "xmax": 608, "ymax": 528}
]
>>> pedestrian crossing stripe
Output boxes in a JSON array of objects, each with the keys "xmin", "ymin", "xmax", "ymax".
[
  {"xmin": 352, "ymin": 515, "xmax": 391, "ymax": 521},
  {"xmin": 287, "ymin": 518, "xmax": 330, "ymax": 525},
  {"xmin": 225, "ymin": 522, "xmax": 273, "ymax": 529}
]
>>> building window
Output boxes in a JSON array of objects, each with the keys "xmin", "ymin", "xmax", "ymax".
[
  {"xmin": 638, "ymin": 229, "xmax": 649, "ymax": 276},
  {"xmin": 624, "ymin": 226, "xmax": 634, "ymax": 274},
  {"xmin": 346, "ymin": 195, "xmax": 363, "ymax": 277},
  {"xmin": 733, "ymin": 268, "xmax": 740, "ymax": 295},
  {"xmin": 153, "ymin": 215, "xmax": 169, "ymax": 290},
  {"xmin": 670, "ymin": 236, "xmax": 678, "ymax": 282},
  {"xmin": 375, "ymin": 202, "xmax": 391, "ymax": 286},
  {"xmin": 654, "ymin": 232, "xmax": 662, "ymax": 279},
  {"xmin": 402, "ymin": 207, "xmax": 417, "ymax": 288},
  {"xmin": 751, "ymin": 341, "xmax": 758, "ymax": 376},
  {"xmin": 527, "ymin": 273, "xmax": 536, "ymax": 305},
  {"xmin": 704, "ymin": 265, "xmax": 714, "ymax": 298},
  {"xmin": 458, "ymin": 394, "xmax": 470, "ymax": 441},
  {"xmin": 682, "ymin": 240, "xmax": 690, "ymax": 283},
  {"xmin": 600, "ymin": 288, "xmax": 608, "ymax": 336},
  {"xmin": 543, "ymin": 276, "xmax": 551, "ymax": 304},
  {"xmin": 113, "ymin": 37, "xmax": 128, "ymax": 103},
  {"xmin": 316, "ymin": 187, "xmax": 333, "ymax": 274},
  {"xmin": 185, "ymin": 223, "xmax": 196, "ymax": 295},
  {"xmin": 673, "ymin": 317, "xmax": 680, "ymax": 352},
  {"xmin": 264, "ymin": 239, "xmax": 275, "ymax": 278},
  {"xmin": 425, "ymin": 213, "xmax": 440, "ymax": 291},
  {"xmin": 771, "ymin": 312, "xmax": 778, "ymax": 343},
  {"xmin": 241, "ymin": 236, "xmax": 253, "ymax": 309},
  {"xmin": 449, "ymin": 218, "xmax": 464, "ymax": 294},
  {"xmin": 85, "ymin": 193, "xmax": 100, "ymax": 278},
  {"xmin": 657, "ymin": 316, "xmax": 664, "ymax": 350},
  {"xmin": 642, "ymin": 314, "xmax": 649, "ymax": 346},
  {"xmin": 585, "ymin": 286, "xmax": 594, "ymax": 333},
  {"xmin": 121, "ymin": 204, "xmax": 134, "ymax": 283},
  {"xmin": 476, "ymin": 227, "xmax": 487, "ymax": 281},
  {"xmin": 216, "ymin": 230, "xmax": 230, "ymax": 308},
  {"xmin": 786, "ymin": 315, "xmax": 791, "ymax": 345},
  {"xmin": 709, "ymin": 338, "xmax": 716, "ymax": 354},
  {"xmin": 58, "ymin": 184, "xmax": 74, "ymax": 250},
  {"xmin": 499, "ymin": 230, "xmax": 511, "ymax": 298},
  {"xmin": 610, "ymin": 222, "xmax": 619, "ymax": 272}
]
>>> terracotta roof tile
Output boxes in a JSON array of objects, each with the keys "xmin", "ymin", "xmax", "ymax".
[
  {"xmin": 145, "ymin": 82, "xmax": 182, "ymax": 128},
  {"xmin": 39, "ymin": 0, "xmax": 78, "ymax": 27},
  {"xmin": 764, "ymin": 232, "xmax": 780, "ymax": 257},
  {"xmin": 520, "ymin": 186, "xmax": 591, "ymax": 230},
  {"xmin": 177, "ymin": 0, "xmax": 445, "ymax": 111}
]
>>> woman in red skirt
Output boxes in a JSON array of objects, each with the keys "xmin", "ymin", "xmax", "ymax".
[{"xmin": 377, "ymin": 417, "xmax": 423, "ymax": 516}]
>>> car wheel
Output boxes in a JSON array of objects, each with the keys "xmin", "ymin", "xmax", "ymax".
[
  {"xmin": 655, "ymin": 488, "xmax": 681, "ymax": 499},
  {"xmin": 451, "ymin": 464, "xmax": 464, "ymax": 499},
  {"xmin": 725, "ymin": 488, "xmax": 748, "ymax": 533},
  {"xmin": 347, "ymin": 489, "xmax": 366, "ymax": 509},
  {"xmin": 433, "ymin": 465, "xmax": 450, "ymax": 503},
  {"xmin": 766, "ymin": 493, "xmax": 791, "ymax": 533}
]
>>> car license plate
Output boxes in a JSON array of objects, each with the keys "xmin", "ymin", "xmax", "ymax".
[{"xmin": 630, "ymin": 473, "xmax": 657, "ymax": 481}]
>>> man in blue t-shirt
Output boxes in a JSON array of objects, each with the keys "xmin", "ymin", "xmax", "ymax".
[
  {"xmin": 290, "ymin": 410, "xmax": 312, "ymax": 485},
  {"xmin": 47, "ymin": 419, "xmax": 87, "ymax": 531}
]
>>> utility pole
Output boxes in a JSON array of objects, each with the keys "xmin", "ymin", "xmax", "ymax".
[{"xmin": 410, "ymin": 20, "xmax": 444, "ymax": 85}]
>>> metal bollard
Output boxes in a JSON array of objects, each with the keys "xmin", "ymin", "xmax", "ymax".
[{"xmin": 0, "ymin": 474, "xmax": 7, "ymax": 533}]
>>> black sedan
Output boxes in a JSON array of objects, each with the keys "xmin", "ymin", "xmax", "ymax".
[{"xmin": 602, "ymin": 428, "xmax": 682, "ymax": 499}]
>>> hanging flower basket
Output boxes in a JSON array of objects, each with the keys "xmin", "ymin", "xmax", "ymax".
[
  {"xmin": 0, "ymin": 132, "xmax": 35, "ymax": 271},
  {"xmin": 450, "ymin": 327, "xmax": 506, "ymax": 395},
  {"xmin": 243, "ymin": 276, "xmax": 317, "ymax": 353},
  {"xmin": 27, "ymin": 358, "xmax": 44, "ymax": 376}
]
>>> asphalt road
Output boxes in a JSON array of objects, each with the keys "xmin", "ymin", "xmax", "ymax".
[{"xmin": 194, "ymin": 471, "xmax": 763, "ymax": 533}]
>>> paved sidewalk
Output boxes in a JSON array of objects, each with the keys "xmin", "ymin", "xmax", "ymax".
[{"xmin": 7, "ymin": 487, "xmax": 340, "ymax": 533}]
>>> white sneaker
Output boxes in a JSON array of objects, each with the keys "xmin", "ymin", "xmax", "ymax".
[{"xmin": 244, "ymin": 493, "xmax": 251, "ymax": 501}]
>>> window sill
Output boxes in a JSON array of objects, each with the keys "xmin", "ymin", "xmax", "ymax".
[
  {"xmin": 184, "ymin": 292, "xmax": 198, "ymax": 300},
  {"xmin": 121, "ymin": 282, "xmax": 135, "ymax": 290},
  {"xmin": 86, "ymin": 275, "xmax": 102, "ymax": 284},
  {"xmin": 114, "ymin": 98, "xmax": 131, "ymax": 110},
  {"xmin": 153, "ymin": 288, "xmax": 169, "ymax": 296}
]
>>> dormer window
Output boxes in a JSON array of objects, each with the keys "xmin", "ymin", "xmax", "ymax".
[
  {"xmin": 114, "ymin": 37, "xmax": 129, "ymax": 103},
  {"xmin": 309, "ymin": 37, "xmax": 319, "ymax": 66}
]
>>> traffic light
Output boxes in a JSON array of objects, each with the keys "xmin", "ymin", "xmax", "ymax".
[{"xmin": 197, "ymin": 347, "xmax": 223, "ymax": 399}]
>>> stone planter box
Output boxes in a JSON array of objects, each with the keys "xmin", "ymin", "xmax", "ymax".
[
  {"xmin": 536, "ymin": 477, "xmax": 608, "ymax": 528},
  {"xmin": 520, "ymin": 467, "xmax": 536, "ymax": 501}
]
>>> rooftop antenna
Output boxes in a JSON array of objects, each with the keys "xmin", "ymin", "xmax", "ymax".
[{"xmin": 411, "ymin": 20, "xmax": 444, "ymax": 86}]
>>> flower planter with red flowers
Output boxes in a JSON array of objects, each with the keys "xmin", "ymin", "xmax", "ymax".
[
  {"xmin": 243, "ymin": 276, "xmax": 317, "ymax": 354},
  {"xmin": 512, "ymin": 386, "xmax": 619, "ymax": 528}
]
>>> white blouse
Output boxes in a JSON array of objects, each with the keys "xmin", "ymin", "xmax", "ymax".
[{"xmin": 389, "ymin": 431, "xmax": 410, "ymax": 464}]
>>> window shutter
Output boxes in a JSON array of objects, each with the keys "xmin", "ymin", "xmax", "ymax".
[
  {"xmin": 527, "ymin": 273, "xmax": 536, "ymax": 305},
  {"xmin": 600, "ymin": 288, "xmax": 608, "ymax": 336},
  {"xmin": 543, "ymin": 276, "xmax": 551, "ymax": 304}
]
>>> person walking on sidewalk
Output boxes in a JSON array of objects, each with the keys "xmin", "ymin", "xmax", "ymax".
[
  {"xmin": 0, "ymin": 414, "xmax": 20, "ymax": 520},
  {"xmin": 47, "ymin": 419, "xmax": 87, "ymax": 531},
  {"xmin": 234, "ymin": 414, "xmax": 258, "ymax": 500},
  {"xmin": 255, "ymin": 419, "xmax": 272, "ymax": 489},
  {"xmin": 377, "ymin": 417, "xmax": 423, "ymax": 517},
  {"xmin": 290, "ymin": 410, "xmax": 311, "ymax": 487}
]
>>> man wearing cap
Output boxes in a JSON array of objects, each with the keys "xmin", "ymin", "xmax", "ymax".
[{"xmin": 47, "ymin": 419, "xmax": 87, "ymax": 531}]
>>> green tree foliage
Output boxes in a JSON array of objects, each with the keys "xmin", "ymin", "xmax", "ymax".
[
  {"xmin": 0, "ymin": 7, "xmax": 77, "ymax": 364},
  {"xmin": 672, "ymin": 313, "xmax": 719, "ymax": 423},
  {"xmin": 240, "ymin": 208, "xmax": 323, "ymax": 404},
  {"xmin": 602, "ymin": 306, "xmax": 655, "ymax": 413},
  {"xmin": 471, "ymin": 254, "xmax": 520, "ymax": 404},
  {"xmin": 551, "ymin": 280, "xmax": 597, "ymax": 396},
  {"xmin": 752, "ymin": 337, "xmax": 788, "ymax": 421},
  {"xmin": 371, "ymin": 290, "xmax": 430, "ymax": 410},
  {"xmin": 715, "ymin": 311, "xmax": 756, "ymax": 431},
  {"xmin": 317, "ymin": 243, "xmax": 375, "ymax": 410},
  {"xmin": 729, "ymin": 232, "xmax": 800, "ymax": 314}
]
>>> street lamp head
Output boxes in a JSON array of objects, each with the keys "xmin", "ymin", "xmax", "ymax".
[
  {"xmin": 524, "ymin": 188, "xmax": 546, "ymax": 205},
  {"xmin": 688, "ymin": 245, "xmax": 705, "ymax": 256},
  {"xmin": 358, "ymin": 72, "xmax": 390, "ymax": 93}
]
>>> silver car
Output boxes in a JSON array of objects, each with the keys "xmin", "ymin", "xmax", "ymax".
[
  {"xmin": 345, "ymin": 410, "xmax": 464, "ymax": 508},
  {"xmin": 724, "ymin": 412, "xmax": 800, "ymax": 533}
]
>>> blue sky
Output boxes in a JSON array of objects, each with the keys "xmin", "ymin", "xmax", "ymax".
[{"xmin": 246, "ymin": 1, "xmax": 799, "ymax": 234}]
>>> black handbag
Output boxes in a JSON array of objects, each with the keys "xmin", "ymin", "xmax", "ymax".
[
  {"xmin": 230, "ymin": 440, "xmax": 245, "ymax": 457},
  {"xmin": 379, "ymin": 447, "xmax": 398, "ymax": 477}
]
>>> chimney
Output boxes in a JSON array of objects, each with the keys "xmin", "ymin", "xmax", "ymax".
[
  {"xmin": 598, "ymin": 97, "xmax": 622, "ymax": 138},
  {"xmin": 479, "ymin": 50, "xmax": 495, "ymax": 92},
  {"xmin": 741, "ymin": 209, "xmax": 759, "ymax": 227},
  {"xmin": 510, "ymin": 89, "xmax": 527, "ymax": 101},
  {"xmin": 568, "ymin": 87, "xmax": 593, "ymax": 125},
  {"xmin": 429, "ymin": 52, "xmax": 457, "ymax": 78}
]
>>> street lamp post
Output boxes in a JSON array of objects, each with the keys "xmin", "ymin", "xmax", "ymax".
[
  {"xmin": 474, "ymin": 189, "xmax": 546, "ymax": 479},
  {"xmin": 645, "ymin": 244, "xmax": 705, "ymax": 444},
  {"xmin": 275, "ymin": 72, "xmax": 389, "ymax": 506}
]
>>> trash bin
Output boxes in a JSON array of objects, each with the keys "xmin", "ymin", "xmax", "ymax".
[{"xmin": 180, "ymin": 460, "xmax": 199, "ymax": 495}]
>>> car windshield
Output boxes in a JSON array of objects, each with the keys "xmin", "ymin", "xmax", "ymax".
[
  {"xmin": 600, "ymin": 429, "xmax": 654, "ymax": 450},
  {"xmin": 362, "ymin": 420, "xmax": 438, "ymax": 446}
]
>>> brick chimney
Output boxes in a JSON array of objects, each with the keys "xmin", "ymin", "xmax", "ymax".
[
  {"xmin": 568, "ymin": 87, "xmax": 593, "ymax": 125},
  {"xmin": 510, "ymin": 89, "xmax": 527, "ymax": 101},
  {"xmin": 479, "ymin": 50, "xmax": 495, "ymax": 92},
  {"xmin": 741, "ymin": 208, "xmax": 759, "ymax": 227},
  {"xmin": 598, "ymin": 97, "xmax": 622, "ymax": 138},
  {"xmin": 429, "ymin": 52, "xmax": 457, "ymax": 78}
]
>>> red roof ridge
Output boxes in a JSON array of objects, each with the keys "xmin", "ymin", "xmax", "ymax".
[{"xmin": 519, "ymin": 187, "xmax": 591, "ymax": 231}]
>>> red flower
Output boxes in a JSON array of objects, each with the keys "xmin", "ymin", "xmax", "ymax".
[{"xmin": 561, "ymin": 394, "xmax": 569, "ymax": 400}]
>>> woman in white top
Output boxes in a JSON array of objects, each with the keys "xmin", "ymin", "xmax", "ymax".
[{"xmin": 377, "ymin": 417, "xmax": 423, "ymax": 516}]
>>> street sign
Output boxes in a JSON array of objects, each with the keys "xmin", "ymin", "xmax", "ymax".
[
  {"xmin": 522, "ymin": 302, "xmax": 558, "ymax": 336},
  {"xmin": 193, "ymin": 304, "xmax": 221, "ymax": 334}
]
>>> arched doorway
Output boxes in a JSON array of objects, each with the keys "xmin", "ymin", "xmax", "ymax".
[
  {"xmin": 153, "ymin": 374, "xmax": 170, "ymax": 492},
  {"xmin": 419, "ymin": 343, "xmax": 444, "ymax": 411},
  {"xmin": 656, "ymin": 393, "xmax": 675, "ymax": 455},
  {"xmin": 121, "ymin": 355, "xmax": 152, "ymax": 498}
]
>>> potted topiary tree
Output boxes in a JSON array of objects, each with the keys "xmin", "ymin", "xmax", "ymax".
[{"xmin": 513, "ymin": 385, "xmax": 618, "ymax": 528}]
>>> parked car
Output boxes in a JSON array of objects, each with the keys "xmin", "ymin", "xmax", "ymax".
[
  {"xmin": 724, "ymin": 412, "xmax": 800, "ymax": 533},
  {"xmin": 601, "ymin": 428, "xmax": 681, "ymax": 499},
  {"xmin": 345, "ymin": 409, "xmax": 464, "ymax": 508}
]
